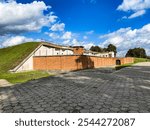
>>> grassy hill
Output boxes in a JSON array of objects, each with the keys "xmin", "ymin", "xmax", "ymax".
[
  {"xmin": 0, "ymin": 42, "xmax": 41, "ymax": 73},
  {"xmin": 0, "ymin": 42, "xmax": 50, "ymax": 84}
]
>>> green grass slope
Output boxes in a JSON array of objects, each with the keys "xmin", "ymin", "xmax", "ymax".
[
  {"xmin": 0, "ymin": 42, "xmax": 41, "ymax": 73},
  {"xmin": 0, "ymin": 42, "xmax": 52, "ymax": 84},
  {"xmin": 0, "ymin": 71, "xmax": 50, "ymax": 84},
  {"xmin": 134, "ymin": 58, "xmax": 150, "ymax": 63}
]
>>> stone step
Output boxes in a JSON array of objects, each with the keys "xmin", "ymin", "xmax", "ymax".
[{"xmin": 0, "ymin": 79, "xmax": 13, "ymax": 87}]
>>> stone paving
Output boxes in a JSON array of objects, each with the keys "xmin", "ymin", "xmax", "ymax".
[
  {"xmin": 0, "ymin": 64, "xmax": 150, "ymax": 113},
  {"xmin": 0, "ymin": 79, "xmax": 13, "ymax": 88}
]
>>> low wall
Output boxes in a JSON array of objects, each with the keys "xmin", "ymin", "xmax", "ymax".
[{"xmin": 33, "ymin": 55, "xmax": 134, "ymax": 71}]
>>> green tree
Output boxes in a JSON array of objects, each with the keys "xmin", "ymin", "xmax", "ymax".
[
  {"xmin": 103, "ymin": 48, "xmax": 107, "ymax": 52},
  {"xmin": 106, "ymin": 44, "xmax": 117, "ymax": 56},
  {"xmin": 90, "ymin": 46, "xmax": 103, "ymax": 52},
  {"xmin": 125, "ymin": 48, "xmax": 147, "ymax": 58}
]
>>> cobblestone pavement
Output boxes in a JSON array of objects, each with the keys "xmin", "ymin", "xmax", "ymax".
[{"xmin": 0, "ymin": 65, "xmax": 150, "ymax": 113}]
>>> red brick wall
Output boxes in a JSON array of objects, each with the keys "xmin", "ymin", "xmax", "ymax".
[
  {"xmin": 73, "ymin": 48, "xmax": 84, "ymax": 55},
  {"xmin": 33, "ymin": 56, "xmax": 134, "ymax": 71},
  {"xmin": 118, "ymin": 57, "xmax": 134, "ymax": 65}
]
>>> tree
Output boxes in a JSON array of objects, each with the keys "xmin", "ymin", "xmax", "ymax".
[
  {"xmin": 106, "ymin": 44, "xmax": 117, "ymax": 56},
  {"xmin": 125, "ymin": 48, "xmax": 147, "ymax": 58},
  {"xmin": 90, "ymin": 44, "xmax": 117, "ymax": 55},
  {"xmin": 147, "ymin": 56, "xmax": 150, "ymax": 59},
  {"xmin": 90, "ymin": 46, "xmax": 103, "ymax": 52},
  {"xmin": 103, "ymin": 48, "xmax": 107, "ymax": 52}
]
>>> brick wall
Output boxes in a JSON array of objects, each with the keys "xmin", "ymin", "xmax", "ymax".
[
  {"xmin": 119, "ymin": 57, "xmax": 134, "ymax": 65},
  {"xmin": 73, "ymin": 47, "xmax": 84, "ymax": 55},
  {"xmin": 33, "ymin": 56, "xmax": 134, "ymax": 71}
]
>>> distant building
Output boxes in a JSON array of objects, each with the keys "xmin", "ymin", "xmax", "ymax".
[{"xmin": 84, "ymin": 50, "xmax": 115, "ymax": 58}]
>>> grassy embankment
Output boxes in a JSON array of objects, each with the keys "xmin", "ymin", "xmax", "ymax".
[
  {"xmin": 115, "ymin": 58, "xmax": 150, "ymax": 70},
  {"xmin": 0, "ymin": 42, "xmax": 51, "ymax": 84}
]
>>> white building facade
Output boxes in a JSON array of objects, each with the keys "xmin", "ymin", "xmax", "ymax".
[{"xmin": 84, "ymin": 50, "xmax": 115, "ymax": 58}]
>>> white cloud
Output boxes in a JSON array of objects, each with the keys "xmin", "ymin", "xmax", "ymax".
[
  {"xmin": 117, "ymin": 0, "xmax": 150, "ymax": 11},
  {"xmin": 0, "ymin": 0, "xmax": 15, "ymax": 2},
  {"xmin": 86, "ymin": 30, "xmax": 94, "ymax": 35},
  {"xmin": 128, "ymin": 10, "xmax": 146, "ymax": 19},
  {"xmin": 61, "ymin": 31, "xmax": 72, "ymax": 39},
  {"xmin": 0, "ymin": 1, "xmax": 57, "ymax": 35},
  {"xmin": 83, "ymin": 36, "xmax": 88, "ymax": 39},
  {"xmin": 70, "ymin": 38, "xmax": 94, "ymax": 49},
  {"xmin": 48, "ymin": 33, "xmax": 60, "ymax": 39},
  {"xmin": 48, "ymin": 15, "xmax": 58, "ymax": 23},
  {"xmin": 2, "ymin": 36, "xmax": 33, "ymax": 47},
  {"xmin": 99, "ymin": 23, "xmax": 150, "ymax": 56},
  {"xmin": 83, "ymin": 42, "xmax": 95, "ymax": 49},
  {"xmin": 117, "ymin": 0, "xmax": 150, "ymax": 19},
  {"xmin": 62, "ymin": 40, "xmax": 70, "ymax": 45},
  {"xmin": 50, "ymin": 23, "xmax": 65, "ymax": 31}
]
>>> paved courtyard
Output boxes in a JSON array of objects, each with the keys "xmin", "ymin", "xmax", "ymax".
[{"xmin": 0, "ymin": 63, "xmax": 150, "ymax": 113}]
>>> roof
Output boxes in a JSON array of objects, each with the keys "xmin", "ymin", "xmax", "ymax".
[
  {"xmin": 42, "ymin": 42, "xmax": 73, "ymax": 50},
  {"xmin": 72, "ymin": 46, "xmax": 84, "ymax": 48}
]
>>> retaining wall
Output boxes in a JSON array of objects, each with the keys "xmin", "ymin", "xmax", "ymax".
[{"xmin": 33, "ymin": 55, "xmax": 134, "ymax": 71}]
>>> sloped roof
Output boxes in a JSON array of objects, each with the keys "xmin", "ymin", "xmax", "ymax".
[{"xmin": 42, "ymin": 42, "xmax": 73, "ymax": 50}]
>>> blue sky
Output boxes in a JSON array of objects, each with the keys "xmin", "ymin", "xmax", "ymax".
[{"xmin": 0, "ymin": 0, "xmax": 150, "ymax": 56}]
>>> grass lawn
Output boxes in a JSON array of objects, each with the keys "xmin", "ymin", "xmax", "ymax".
[
  {"xmin": 115, "ymin": 63, "xmax": 134, "ymax": 70},
  {"xmin": 0, "ymin": 71, "xmax": 51, "ymax": 84},
  {"xmin": 134, "ymin": 58, "xmax": 150, "ymax": 63},
  {"xmin": 0, "ymin": 42, "xmax": 53, "ymax": 84},
  {"xmin": 0, "ymin": 42, "xmax": 41, "ymax": 73}
]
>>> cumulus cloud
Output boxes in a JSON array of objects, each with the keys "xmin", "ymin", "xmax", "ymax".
[
  {"xmin": 61, "ymin": 31, "xmax": 72, "ymax": 40},
  {"xmin": 48, "ymin": 33, "xmax": 60, "ymax": 39},
  {"xmin": 2, "ymin": 36, "xmax": 34, "ymax": 47},
  {"xmin": 99, "ymin": 23, "xmax": 150, "ymax": 56},
  {"xmin": 50, "ymin": 23, "xmax": 65, "ymax": 31},
  {"xmin": 71, "ymin": 39, "xmax": 94, "ymax": 49},
  {"xmin": 62, "ymin": 39, "xmax": 70, "ymax": 45},
  {"xmin": 0, "ymin": 1, "xmax": 57, "ymax": 35},
  {"xmin": 117, "ymin": 0, "xmax": 150, "ymax": 19},
  {"xmin": 84, "ymin": 43, "xmax": 95, "ymax": 49}
]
